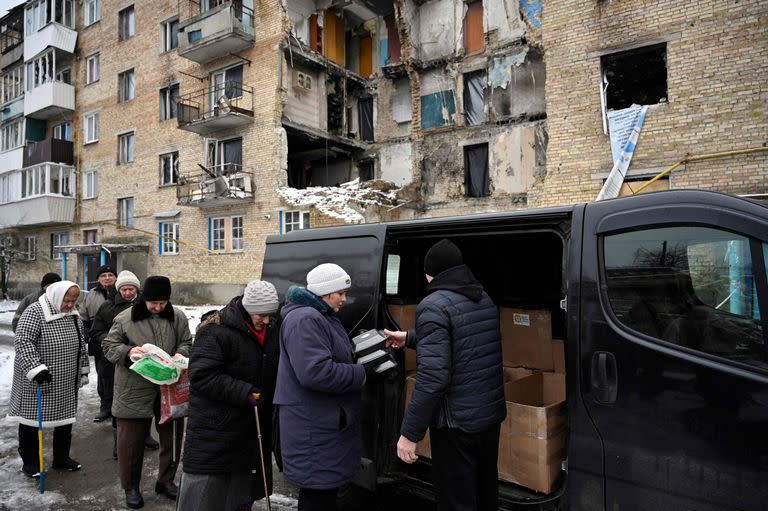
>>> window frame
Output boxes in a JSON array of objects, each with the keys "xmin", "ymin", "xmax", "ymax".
[
  {"xmin": 231, "ymin": 215, "xmax": 244, "ymax": 252},
  {"xmin": 159, "ymin": 221, "xmax": 180, "ymax": 255},
  {"xmin": 159, "ymin": 83, "xmax": 180, "ymax": 121},
  {"xmin": 118, "ymin": 197, "xmax": 135, "ymax": 227},
  {"xmin": 118, "ymin": 68, "xmax": 136, "ymax": 103},
  {"xmin": 83, "ymin": 169, "xmax": 98, "ymax": 199},
  {"xmin": 52, "ymin": 121, "xmax": 72, "ymax": 141},
  {"xmin": 85, "ymin": 0, "xmax": 100, "ymax": 26},
  {"xmin": 50, "ymin": 231, "xmax": 68, "ymax": 260},
  {"xmin": 159, "ymin": 151, "xmax": 179, "ymax": 186},
  {"xmin": 83, "ymin": 111, "xmax": 99, "ymax": 144},
  {"xmin": 118, "ymin": 5, "xmax": 135, "ymax": 41},
  {"xmin": 282, "ymin": 210, "xmax": 310, "ymax": 234},
  {"xmin": 118, "ymin": 131, "xmax": 135, "ymax": 164},
  {"xmin": 85, "ymin": 53, "xmax": 100, "ymax": 84},
  {"xmin": 24, "ymin": 235, "xmax": 37, "ymax": 261},
  {"xmin": 1, "ymin": 64, "xmax": 24, "ymax": 103},
  {"xmin": 161, "ymin": 16, "xmax": 179, "ymax": 52},
  {"xmin": 209, "ymin": 216, "xmax": 226, "ymax": 253},
  {"xmin": 1, "ymin": 117, "xmax": 24, "ymax": 152}
]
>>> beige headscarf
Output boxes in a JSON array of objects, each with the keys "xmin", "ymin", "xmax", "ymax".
[{"xmin": 39, "ymin": 280, "xmax": 81, "ymax": 322}]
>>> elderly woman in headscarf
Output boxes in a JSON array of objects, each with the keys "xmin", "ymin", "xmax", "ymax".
[{"xmin": 7, "ymin": 280, "xmax": 90, "ymax": 477}]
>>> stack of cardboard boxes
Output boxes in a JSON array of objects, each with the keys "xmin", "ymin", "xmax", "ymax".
[{"xmin": 396, "ymin": 304, "xmax": 566, "ymax": 494}]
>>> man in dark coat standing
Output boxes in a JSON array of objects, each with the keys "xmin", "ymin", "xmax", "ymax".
[
  {"xmin": 11, "ymin": 272, "xmax": 61, "ymax": 332},
  {"xmin": 274, "ymin": 263, "xmax": 369, "ymax": 511},
  {"xmin": 386, "ymin": 239, "xmax": 507, "ymax": 511},
  {"xmin": 177, "ymin": 280, "xmax": 280, "ymax": 511}
]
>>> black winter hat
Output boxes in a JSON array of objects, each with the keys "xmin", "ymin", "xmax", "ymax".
[
  {"xmin": 40, "ymin": 272, "xmax": 62, "ymax": 289},
  {"xmin": 96, "ymin": 264, "xmax": 116, "ymax": 279},
  {"xmin": 424, "ymin": 239, "xmax": 463, "ymax": 277},
  {"xmin": 142, "ymin": 276, "xmax": 172, "ymax": 301}
]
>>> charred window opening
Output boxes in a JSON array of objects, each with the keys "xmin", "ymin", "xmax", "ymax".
[
  {"xmin": 358, "ymin": 97, "xmax": 374, "ymax": 141},
  {"xmin": 327, "ymin": 77, "xmax": 345, "ymax": 135},
  {"xmin": 601, "ymin": 44, "xmax": 667, "ymax": 110},
  {"xmin": 358, "ymin": 159, "xmax": 374, "ymax": 181},
  {"xmin": 464, "ymin": 143, "xmax": 489, "ymax": 197}
]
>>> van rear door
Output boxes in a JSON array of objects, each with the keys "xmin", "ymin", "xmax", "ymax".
[
  {"xmin": 262, "ymin": 224, "xmax": 387, "ymax": 490},
  {"xmin": 580, "ymin": 190, "xmax": 768, "ymax": 510}
]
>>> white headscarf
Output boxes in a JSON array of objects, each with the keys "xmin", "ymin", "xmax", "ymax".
[{"xmin": 39, "ymin": 280, "xmax": 81, "ymax": 322}]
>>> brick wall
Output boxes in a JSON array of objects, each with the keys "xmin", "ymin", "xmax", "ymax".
[{"xmin": 533, "ymin": 0, "xmax": 768, "ymax": 207}]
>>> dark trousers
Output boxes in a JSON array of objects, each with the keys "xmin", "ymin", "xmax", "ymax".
[
  {"xmin": 430, "ymin": 424, "xmax": 501, "ymax": 511},
  {"xmin": 298, "ymin": 487, "xmax": 338, "ymax": 511},
  {"xmin": 18, "ymin": 423, "xmax": 73, "ymax": 466},
  {"xmin": 116, "ymin": 399, "xmax": 183, "ymax": 490},
  {"xmin": 94, "ymin": 352, "xmax": 115, "ymax": 413}
]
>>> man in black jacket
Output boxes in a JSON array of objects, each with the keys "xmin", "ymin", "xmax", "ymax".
[{"xmin": 385, "ymin": 239, "xmax": 506, "ymax": 511}]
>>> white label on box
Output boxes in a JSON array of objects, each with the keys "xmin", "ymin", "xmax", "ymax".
[{"xmin": 513, "ymin": 313, "xmax": 530, "ymax": 327}]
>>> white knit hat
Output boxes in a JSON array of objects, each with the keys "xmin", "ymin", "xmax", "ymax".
[
  {"xmin": 242, "ymin": 280, "xmax": 279, "ymax": 315},
  {"xmin": 306, "ymin": 263, "xmax": 351, "ymax": 296},
  {"xmin": 115, "ymin": 270, "xmax": 140, "ymax": 291}
]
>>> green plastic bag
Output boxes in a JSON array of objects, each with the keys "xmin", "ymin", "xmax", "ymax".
[{"xmin": 129, "ymin": 344, "xmax": 188, "ymax": 385}]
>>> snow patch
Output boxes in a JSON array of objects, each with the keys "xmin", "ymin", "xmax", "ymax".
[{"xmin": 277, "ymin": 179, "xmax": 398, "ymax": 224}]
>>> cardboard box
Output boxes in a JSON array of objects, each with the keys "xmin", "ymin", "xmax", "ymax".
[
  {"xmin": 503, "ymin": 366, "xmax": 538, "ymax": 383},
  {"xmin": 403, "ymin": 375, "xmax": 431, "ymax": 458},
  {"xmin": 498, "ymin": 372, "xmax": 566, "ymax": 493},
  {"xmin": 499, "ymin": 308, "xmax": 554, "ymax": 371},
  {"xmin": 552, "ymin": 340, "xmax": 565, "ymax": 374},
  {"xmin": 389, "ymin": 304, "xmax": 417, "ymax": 370}
]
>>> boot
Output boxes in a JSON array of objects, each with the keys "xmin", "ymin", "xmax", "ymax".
[
  {"xmin": 94, "ymin": 409, "xmax": 111, "ymax": 422},
  {"xmin": 125, "ymin": 488, "xmax": 144, "ymax": 509},
  {"xmin": 52, "ymin": 424, "xmax": 81, "ymax": 471},
  {"xmin": 18, "ymin": 424, "xmax": 41, "ymax": 477},
  {"xmin": 155, "ymin": 480, "xmax": 178, "ymax": 500}
]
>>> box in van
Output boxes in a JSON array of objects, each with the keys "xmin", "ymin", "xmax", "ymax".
[{"xmin": 263, "ymin": 190, "xmax": 768, "ymax": 510}]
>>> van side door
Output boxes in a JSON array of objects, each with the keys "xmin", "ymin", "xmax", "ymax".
[{"xmin": 581, "ymin": 191, "xmax": 768, "ymax": 511}]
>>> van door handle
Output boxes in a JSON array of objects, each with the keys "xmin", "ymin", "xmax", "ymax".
[{"xmin": 590, "ymin": 351, "xmax": 618, "ymax": 404}]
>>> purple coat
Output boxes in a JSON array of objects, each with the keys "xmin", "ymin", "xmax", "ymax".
[{"xmin": 273, "ymin": 286, "xmax": 366, "ymax": 489}]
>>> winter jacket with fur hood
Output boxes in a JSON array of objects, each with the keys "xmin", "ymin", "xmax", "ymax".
[
  {"xmin": 401, "ymin": 264, "xmax": 506, "ymax": 442},
  {"xmin": 102, "ymin": 301, "xmax": 192, "ymax": 419},
  {"xmin": 274, "ymin": 286, "xmax": 365, "ymax": 489},
  {"xmin": 182, "ymin": 297, "xmax": 279, "ymax": 495}
]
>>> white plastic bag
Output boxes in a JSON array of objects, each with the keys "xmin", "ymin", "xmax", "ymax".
[{"xmin": 129, "ymin": 344, "xmax": 188, "ymax": 385}]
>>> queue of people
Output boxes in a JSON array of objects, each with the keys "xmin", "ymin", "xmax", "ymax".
[{"xmin": 6, "ymin": 239, "xmax": 504, "ymax": 511}]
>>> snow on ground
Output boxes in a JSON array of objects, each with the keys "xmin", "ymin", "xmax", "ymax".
[
  {"xmin": 178, "ymin": 304, "xmax": 222, "ymax": 335},
  {"xmin": 277, "ymin": 178, "xmax": 398, "ymax": 223},
  {"xmin": 0, "ymin": 299, "xmax": 19, "ymax": 328}
]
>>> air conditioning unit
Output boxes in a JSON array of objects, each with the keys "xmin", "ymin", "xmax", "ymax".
[{"xmin": 292, "ymin": 70, "xmax": 312, "ymax": 92}]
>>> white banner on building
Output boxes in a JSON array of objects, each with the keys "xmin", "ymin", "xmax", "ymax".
[{"xmin": 597, "ymin": 105, "xmax": 648, "ymax": 201}]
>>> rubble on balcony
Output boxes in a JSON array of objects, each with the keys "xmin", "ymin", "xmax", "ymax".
[{"xmin": 177, "ymin": 164, "xmax": 255, "ymax": 208}]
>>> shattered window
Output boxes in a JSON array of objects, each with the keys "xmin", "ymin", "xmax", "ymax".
[{"xmin": 601, "ymin": 43, "xmax": 667, "ymax": 110}]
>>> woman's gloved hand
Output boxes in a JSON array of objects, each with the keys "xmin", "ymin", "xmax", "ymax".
[
  {"xmin": 33, "ymin": 369, "xmax": 52, "ymax": 384},
  {"xmin": 247, "ymin": 387, "xmax": 262, "ymax": 406}
]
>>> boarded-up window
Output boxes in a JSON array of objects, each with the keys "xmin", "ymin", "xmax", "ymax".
[
  {"xmin": 464, "ymin": 71, "xmax": 485, "ymax": 125},
  {"xmin": 384, "ymin": 14, "xmax": 401, "ymax": 65},
  {"xmin": 464, "ymin": 1, "xmax": 484, "ymax": 54},
  {"xmin": 359, "ymin": 36, "xmax": 372, "ymax": 77},
  {"xmin": 421, "ymin": 91, "xmax": 455, "ymax": 130},
  {"xmin": 324, "ymin": 11, "xmax": 345, "ymax": 66},
  {"xmin": 464, "ymin": 143, "xmax": 489, "ymax": 197}
]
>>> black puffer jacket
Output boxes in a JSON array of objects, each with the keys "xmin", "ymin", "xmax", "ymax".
[
  {"xmin": 401, "ymin": 264, "xmax": 506, "ymax": 442},
  {"xmin": 90, "ymin": 293, "xmax": 134, "ymax": 356},
  {"xmin": 182, "ymin": 297, "xmax": 279, "ymax": 488}
]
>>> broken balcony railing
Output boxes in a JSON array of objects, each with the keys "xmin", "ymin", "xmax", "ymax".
[
  {"xmin": 177, "ymin": 81, "xmax": 254, "ymax": 134},
  {"xmin": 176, "ymin": 164, "xmax": 255, "ymax": 206}
]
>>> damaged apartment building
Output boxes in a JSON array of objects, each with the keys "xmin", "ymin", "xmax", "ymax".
[{"xmin": 279, "ymin": 0, "xmax": 547, "ymax": 218}]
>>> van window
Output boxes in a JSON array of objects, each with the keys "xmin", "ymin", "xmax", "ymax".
[
  {"xmin": 386, "ymin": 254, "xmax": 401, "ymax": 295},
  {"xmin": 603, "ymin": 226, "xmax": 766, "ymax": 370}
]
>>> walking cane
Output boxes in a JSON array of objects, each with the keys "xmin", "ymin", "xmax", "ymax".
[
  {"xmin": 36, "ymin": 384, "xmax": 45, "ymax": 494},
  {"xmin": 254, "ymin": 406, "xmax": 272, "ymax": 511}
]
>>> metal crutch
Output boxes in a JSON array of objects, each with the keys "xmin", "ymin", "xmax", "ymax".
[{"xmin": 254, "ymin": 405, "xmax": 272, "ymax": 511}]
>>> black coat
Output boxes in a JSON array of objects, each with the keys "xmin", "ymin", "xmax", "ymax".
[
  {"xmin": 89, "ymin": 293, "xmax": 134, "ymax": 357},
  {"xmin": 401, "ymin": 264, "xmax": 507, "ymax": 442},
  {"xmin": 182, "ymin": 297, "xmax": 279, "ymax": 489}
]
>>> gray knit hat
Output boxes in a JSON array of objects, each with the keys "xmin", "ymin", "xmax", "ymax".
[
  {"xmin": 242, "ymin": 280, "xmax": 279, "ymax": 315},
  {"xmin": 306, "ymin": 263, "xmax": 351, "ymax": 296},
  {"xmin": 115, "ymin": 270, "xmax": 140, "ymax": 291}
]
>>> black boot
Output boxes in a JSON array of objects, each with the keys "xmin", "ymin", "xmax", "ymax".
[
  {"xmin": 52, "ymin": 425, "xmax": 81, "ymax": 471},
  {"xmin": 155, "ymin": 480, "xmax": 178, "ymax": 500},
  {"xmin": 18, "ymin": 424, "xmax": 41, "ymax": 478},
  {"xmin": 125, "ymin": 488, "xmax": 144, "ymax": 509}
]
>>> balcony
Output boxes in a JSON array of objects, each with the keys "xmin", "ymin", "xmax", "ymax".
[
  {"xmin": 0, "ymin": 96, "xmax": 24, "ymax": 122},
  {"xmin": 0, "ymin": 162, "xmax": 75, "ymax": 228},
  {"xmin": 24, "ymin": 138, "xmax": 74, "ymax": 167},
  {"xmin": 178, "ymin": 1, "xmax": 254, "ymax": 64},
  {"xmin": 24, "ymin": 22, "xmax": 77, "ymax": 61},
  {"xmin": 0, "ymin": 30, "xmax": 23, "ymax": 69},
  {"xmin": 24, "ymin": 81, "xmax": 75, "ymax": 119},
  {"xmin": 177, "ymin": 81, "xmax": 254, "ymax": 135},
  {"xmin": 177, "ymin": 164, "xmax": 255, "ymax": 208},
  {"xmin": 0, "ymin": 146, "xmax": 24, "ymax": 173}
]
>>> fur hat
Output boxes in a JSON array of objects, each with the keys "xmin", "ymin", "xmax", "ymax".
[
  {"xmin": 241, "ymin": 280, "xmax": 279, "ymax": 315},
  {"xmin": 306, "ymin": 263, "xmax": 351, "ymax": 297},
  {"xmin": 142, "ymin": 276, "xmax": 171, "ymax": 301},
  {"xmin": 96, "ymin": 265, "xmax": 116, "ymax": 279},
  {"xmin": 115, "ymin": 270, "xmax": 140, "ymax": 291},
  {"xmin": 424, "ymin": 239, "xmax": 463, "ymax": 277},
  {"xmin": 40, "ymin": 272, "xmax": 61, "ymax": 289}
]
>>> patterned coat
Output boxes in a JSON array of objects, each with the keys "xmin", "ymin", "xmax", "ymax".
[{"xmin": 8, "ymin": 299, "xmax": 89, "ymax": 428}]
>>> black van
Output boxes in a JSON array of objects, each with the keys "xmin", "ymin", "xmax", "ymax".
[{"xmin": 262, "ymin": 190, "xmax": 768, "ymax": 510}]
